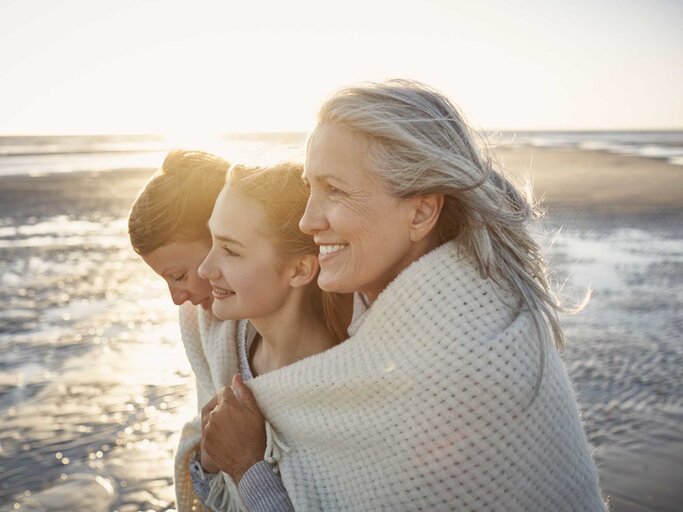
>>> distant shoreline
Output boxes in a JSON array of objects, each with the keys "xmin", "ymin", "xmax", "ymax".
[
  {"xmin": 495, "ymin": 146, "xmax": 683, "ymax": 213},
  {"xmin": 2, "ymin": 146, "xmax": 680, "ymax": 213}
]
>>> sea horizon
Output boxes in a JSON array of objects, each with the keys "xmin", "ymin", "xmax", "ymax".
[{"xmin": 0, "ymin": 129, "xmax": 682, "ymax": 178}]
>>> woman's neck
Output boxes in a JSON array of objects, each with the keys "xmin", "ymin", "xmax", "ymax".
[{"xmin": 249, "ymin": 289, "xmax": 335, "ymax": 374}]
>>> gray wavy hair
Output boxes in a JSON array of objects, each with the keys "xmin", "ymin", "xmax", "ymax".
[{"xmin": 317, "ymin": 79, "xmax": 588, "ymax": 398}]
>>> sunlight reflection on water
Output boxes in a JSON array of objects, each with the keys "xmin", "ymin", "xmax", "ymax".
[{"xmin": 0, "ymin": 172, "xmax": 199, "ymax": 509}]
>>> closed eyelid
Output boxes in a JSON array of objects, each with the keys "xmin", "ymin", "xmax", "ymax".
[{"xmin": 222, "ymin": 244, "xmax": 239, "ymax": 256}]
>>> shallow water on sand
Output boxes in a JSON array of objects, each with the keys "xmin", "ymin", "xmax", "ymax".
[
  {"xmin": 0, "ymin": 172, "xmax": 681, "ymax": 511},
  {"xmin": 0, "ymin": 171, "xmax": 196, "ymax": 511},
  {"xmin": 543, "ymin": 211, "xmax": 683, "ymax": 511}
]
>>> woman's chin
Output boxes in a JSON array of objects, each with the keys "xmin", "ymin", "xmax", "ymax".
[
  {"xmin": 210, "ymin": 303, "xmax": 240, "ymax": 321},
  {"xmin": 317, "ymin": 272, "xmax": 354, "ymax": 294}
]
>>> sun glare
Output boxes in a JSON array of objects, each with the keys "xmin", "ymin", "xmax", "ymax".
[{"xmin": 162, "ymin": 130, "xmax": 226, "ymax": 155}]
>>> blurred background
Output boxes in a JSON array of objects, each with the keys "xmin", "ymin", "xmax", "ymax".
[{"xmin": 0, "ymin": 1, "xmax": 681, "ymax": 511}]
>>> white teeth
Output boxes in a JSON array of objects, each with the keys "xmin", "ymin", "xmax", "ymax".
[
  {"xmin": 319, "ymin": 244, "xmax": 347, "ymax": 256},
  {"xmin": 213, "ymin": 286, "xmax": 233, "ymax": 296}
]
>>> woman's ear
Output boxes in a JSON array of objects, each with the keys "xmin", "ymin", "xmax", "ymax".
[
  {"xmin": 289, "ymin": 253, "xmax": 320, "ymax": 288},
  {"xmin": 408, "ymin": 193, "xmax": 444, "ymax": 242}
]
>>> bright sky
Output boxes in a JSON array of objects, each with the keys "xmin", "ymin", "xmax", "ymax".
[{"xmin": 1, "ymin": 0, "xmax": 681, "ymax": 134}]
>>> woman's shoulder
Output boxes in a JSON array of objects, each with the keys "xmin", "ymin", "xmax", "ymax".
[{"xmin": 364, "ymin": 241, "xmax": 519, "ymax": 334}]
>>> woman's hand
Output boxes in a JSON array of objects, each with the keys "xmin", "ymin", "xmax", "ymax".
[
  {"xmin": 200, "ymin": 395, "xmax": 220, "ymax": 474},
  {"xmin": 202, "ymin": 374, "xmax": 267, "ymax": 483}
]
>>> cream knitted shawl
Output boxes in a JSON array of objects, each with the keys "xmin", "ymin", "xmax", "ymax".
[
  {"xmin": 175, "ymin": 241, "xmax": 605, "ymax": 511},
  {"xmin": 248, "ymin": 241, "xmax": 605, "ymax": 511},
  {"xmin": 173, "ymin": 304, "xmax": 243, "ymax": 512},
  {"xmin": 174, "ymin": 305, "xmax": 288, "ymax": 512}
]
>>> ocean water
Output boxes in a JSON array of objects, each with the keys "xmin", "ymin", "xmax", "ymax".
[
  {"xmin": 0, "ymin": 130, "xmax": 681, "ymax": 178},
  {"xmin": 0, "ymin": 135, "xmax": 682, "ymax": 511},
  {"xmin": 500, "ymin": 130, "xmax": 683, "ymax": 166},
  {"xmin": 0, "ymin": 133, "xmax": 308, "ymax": 177}
]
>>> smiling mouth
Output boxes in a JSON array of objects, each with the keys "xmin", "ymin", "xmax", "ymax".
[
  {"xmin": 211, "ymin": 285, "xmax": 235, "ymax": 299},
  {"xmin": 319, "ymin": 244, "xmax": 348, "ymax": 256}
]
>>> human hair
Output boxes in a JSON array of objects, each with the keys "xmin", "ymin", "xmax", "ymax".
[
  {"xmin": 227, "ymin": 162, "xmax": 353, "ymax": 343},
  {"xmin": 128, "ymin": 149, "xmax": 229, "ymax": 255},
  {"xmin": 316, "ymin": 79, "xmax": 588, "ymax": 395}
]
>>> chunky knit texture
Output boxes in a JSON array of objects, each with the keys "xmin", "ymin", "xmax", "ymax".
[
  {"xmin": 174, "ymin": 241, "xmax": 605, "ymax": 511},
  {"xmin": 174, "ymin": 305, "xmax": 244, "ymax": 512},
  {"xmin": 244, "ymin": 241, "xmax": 606, "ymax": 511}
]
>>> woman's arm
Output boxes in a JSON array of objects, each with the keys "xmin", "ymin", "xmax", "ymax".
[
  {"xmin": 238, "ymin": 462, "xmax": 295, "ymax": 512},
  {"xmin": 190, "ymin": 458, "xmax": 294, "ymax": 512}
]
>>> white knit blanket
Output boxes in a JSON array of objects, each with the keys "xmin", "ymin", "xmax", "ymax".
[
  {"xmin": 174, "ymin": 305, "xmax": 287, "ymax": 512},
  {"xmin": 248, "ymin": 241, "xmax": 605, "ymax": 511},
  {"xmin": 175, "ymin": 241, "xmax": 605, "ymax": 511},
  {"xmin": 174, "ymin": 305, "xmax": 243, "ymax": 512}
]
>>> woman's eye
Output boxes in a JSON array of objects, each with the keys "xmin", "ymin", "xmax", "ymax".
[
  {"xmin": 173, "ymin": 273, "xmax": 186, "ymax": 282},
  {"xmin": 222, "ymin": 245, "xmax": 238, "ymax": 257},
  {"xmin": 327, "ymin": 184, "xmax": 343, "ymax": 196}
]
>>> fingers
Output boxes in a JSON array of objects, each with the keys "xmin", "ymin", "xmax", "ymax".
[
  {"xmin": 201, "ymin": 395, "xmax": 219, "ymax": 418},
  {"xmin": 232, "ymin": 374, "xmax": 262, "ymax": 415},
  {"xmin": 201, "ymin": 395, "xmax": 219, "ymax": 432},
  {"xmin": 219, "ymin": 384, "xmax": 236, "ymax": 402},
  {"xmin": 203, "ymin": 379, "xmax": 256, "ymax": 440},
  {"xmin": 204, "ymin": 389, "xmax": 240, "ymax": 430}
]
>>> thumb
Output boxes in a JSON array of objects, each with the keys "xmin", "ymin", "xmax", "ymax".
[{"xmin": 232, "ymin": 373, "xmax": 258, "ymax": 410}]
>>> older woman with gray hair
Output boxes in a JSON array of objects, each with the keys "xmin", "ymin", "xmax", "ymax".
[{"xmin": 200, "ymin": 79, "xmax": 606, "ymax": 511}]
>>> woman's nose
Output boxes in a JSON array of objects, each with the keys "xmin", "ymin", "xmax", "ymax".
[
  {"xmin": 300, "ymin": 194, "xmax": 326, "ymax": 235},
  {"xmin": 170, "ymin": 287, "xmax": 190, "ymax": 306},
  {"xmin": 198, "ymin": 250, "xmax": 217, "ymax": 281}
]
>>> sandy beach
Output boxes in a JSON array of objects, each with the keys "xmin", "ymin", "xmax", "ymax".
[
  {"xmin": 1, "ymin": 147, "xmax": 681, "ymax": 511},
  {"xmin": 495, "ymin": 146, "xmax": 683, "ymax": 211}
]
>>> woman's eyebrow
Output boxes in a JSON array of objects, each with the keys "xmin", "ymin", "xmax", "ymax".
[
  {"xmin": 310, "ymin": 173, "xmax": 350, "ymax": 185},
  {"xmin": 213, "ymin": 234, "xmax": 245, "ymax": 247},
  {"xmin": 161, "ymin": 265, "xmax": 184, "ymax": 277}
]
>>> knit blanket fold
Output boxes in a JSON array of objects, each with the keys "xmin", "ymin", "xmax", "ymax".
[
  {"xmin": 174, "ymin": 304, "xmax": 293, "ymax": 512},
  {"xmin": 174, "ymin": 305, "xmax": 246, "ymax": 512},
  {"xmin": 245, "ymin": 241, "xmax": 605, "ymax": 511}
]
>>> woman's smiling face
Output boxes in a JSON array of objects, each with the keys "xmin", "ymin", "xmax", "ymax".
[
  {"xmin": 198, "ymin": 186, "xmax": 296, "ymax": 321},
  {"xmin": 300, "ymin": 123, "xmax": 420, "ymax": 300}
]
